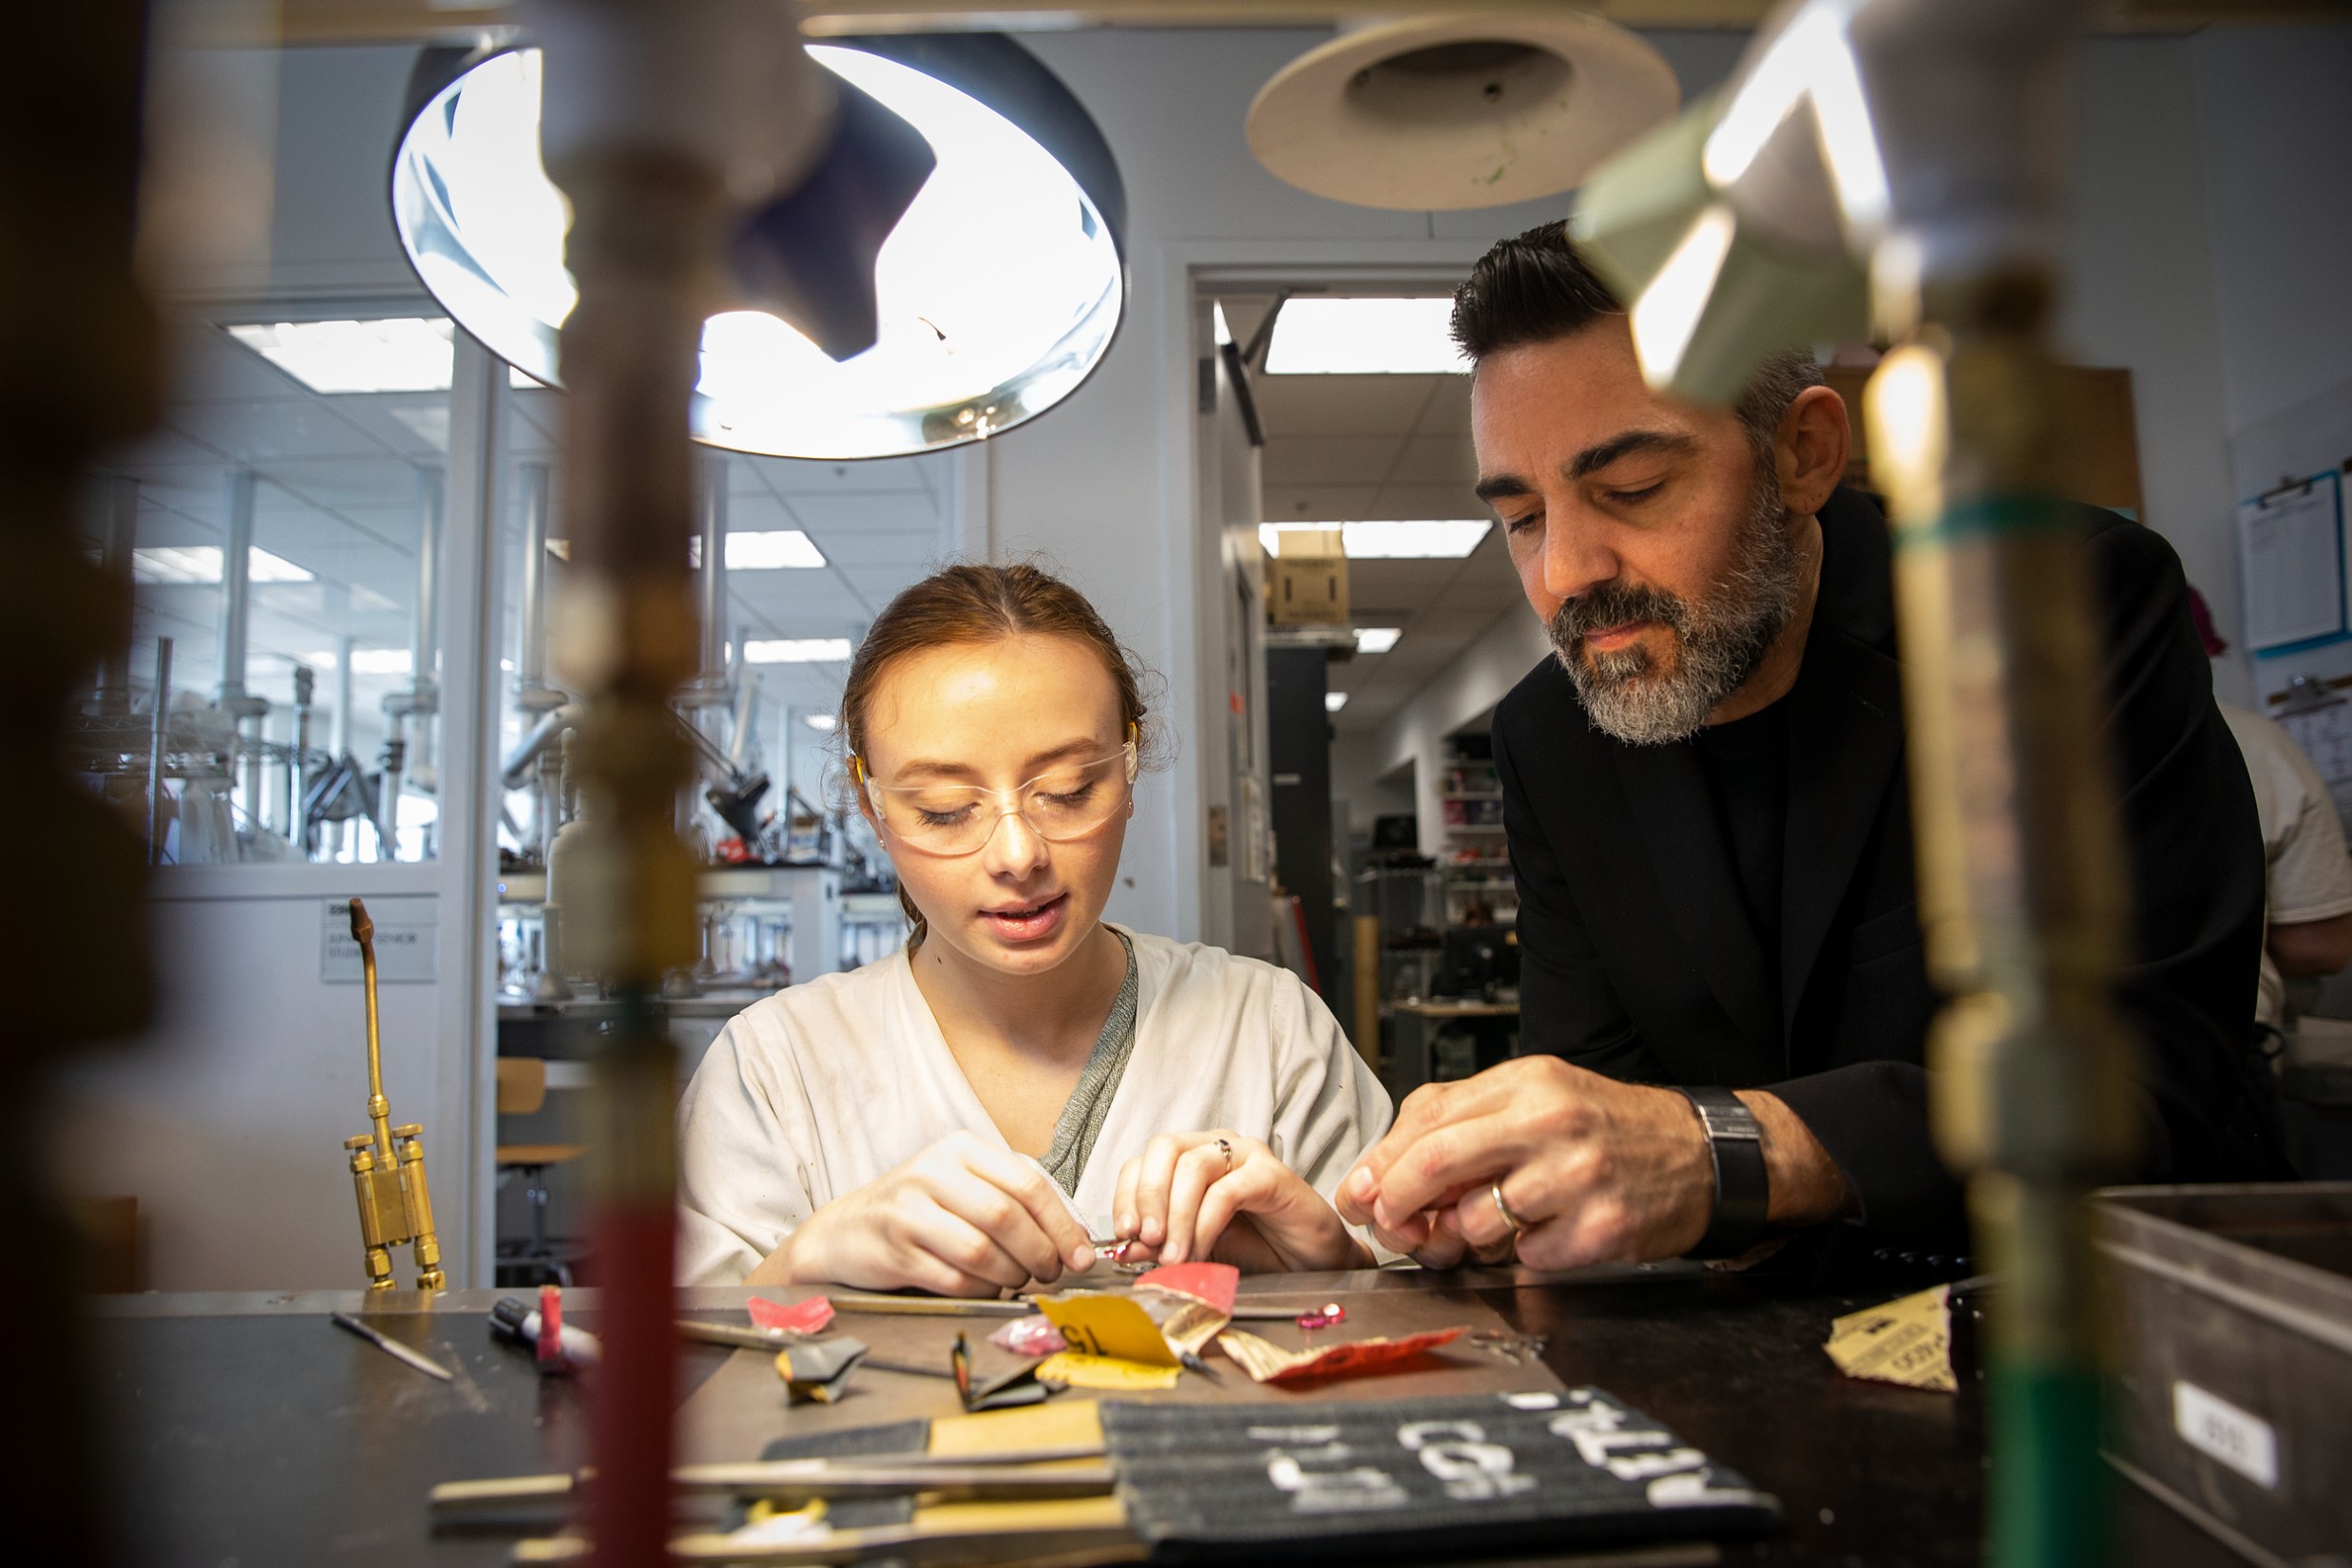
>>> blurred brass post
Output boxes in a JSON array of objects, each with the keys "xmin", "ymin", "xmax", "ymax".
[
  {"xmin": 1868, "ymin": 273, "xmax": 2137, "ymax": 1568},
  {"xmin": 542, "ymin": 143, "xmax": 723, "ymax": 1567},
  {"xmin": 2, "ymin": 5, "xmax": 163, "ymax": 1561}
]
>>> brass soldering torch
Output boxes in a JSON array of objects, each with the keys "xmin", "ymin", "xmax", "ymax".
[{"xmin": 343, "ymin": 896, "xmax": 444, "ymax": 1291}]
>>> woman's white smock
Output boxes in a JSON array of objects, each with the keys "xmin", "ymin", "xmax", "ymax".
[{"xmin": 675, "ymin": 927, "xmax": 1393, "ymax": 1286}]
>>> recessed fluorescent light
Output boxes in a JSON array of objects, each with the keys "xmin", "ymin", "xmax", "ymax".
[
  {"xmin": 745, "ymin": 638, "xmax": 854, "ymax": 664},
  {"xmin": 350, "ymin": 648, "xmax": 414, "ymax": 676},
  {"xmin": 803, "ymin": 713, "xmax": 840, "ymax": 733},
  {"xmin": 1325, "ymin": 691, "xmax": 1348, "ymax": 713},
  {"xmin": 1262, "ymin": 297, "xmax": 1468, "ymax": 375},
  {"xmin": 299, "ymin": 648, "xmax": 417, "ymax": 677},
  {"xmin": 132, "ymin": 545, "xmax": 315, "ymax": 583},
  {"xmin": 727, "ymin": 530, "xmax": 827, "ymax": 570},
  {"xmin": 226, "ymin": 318, "xmax": 455, "ymax": 395},
  {"xmin": 1354, "ymin": 627, "xmax": 1402, "ymax": 654},
  {"xmin": 1259, "ymin": 521, "xmax": 1491, "ymax": 560}
]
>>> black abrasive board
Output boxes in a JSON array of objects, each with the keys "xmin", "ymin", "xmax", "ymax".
[{"xmin": 1100, "ymin": 1386, "xmax": 1776, "ymax": 1559}]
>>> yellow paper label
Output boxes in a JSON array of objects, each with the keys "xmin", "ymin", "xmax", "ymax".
[
  {"xmin": 1037, "ymin": 1291, "xmax": 1180, "ymax": 1366},
  {"xmin": 1033, "ymin": 1350, "xmax": 1183, "ymax": 1391},
  {"xmin": 1823, "ymin": 1284, "xmax": 1957, "ymax": 1393}
]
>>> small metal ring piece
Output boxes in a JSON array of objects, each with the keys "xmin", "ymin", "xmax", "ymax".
[
  {"xmin": 1215, "ymin": 1137, "xmax": 1234, "ymax": 1175},
  {"xmin": 1491, "ymin": 1183, "xmax": 1528, "ymax": 1236}
]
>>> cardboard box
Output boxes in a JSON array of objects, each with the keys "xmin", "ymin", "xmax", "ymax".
[{"xmin": 1269, "ymin": 527, "xmax": 1349, "ymax": 626}]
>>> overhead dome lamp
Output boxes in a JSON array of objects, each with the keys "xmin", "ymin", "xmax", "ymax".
[
  {"xmin": 392, "ymin": 34, "xmax": 1126, "ymax": 460},
  {"xmin": 1246, "ymin": 10, "xmax": 1679, "ymax": 212}
]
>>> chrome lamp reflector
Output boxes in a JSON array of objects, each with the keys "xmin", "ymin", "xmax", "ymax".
[{"xmin": 392, "ymin": 36, "xmax": 1126, "ymax": 460}]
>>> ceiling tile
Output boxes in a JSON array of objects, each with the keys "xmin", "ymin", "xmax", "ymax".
[
  {"xmin": 1250, "ymin": 373, "xmax": 1445, "ymax": 438},
  {"xmin": 1413, "ymin": 377, "xmax": 1475, "ymax": 437},
  {"xmin": 166, "ymin": 399, "xmax": 388, "ymax": 464},
  {"xmin": 785, "ymin": 491, "xmax": 942, "ymax": 533},
  {"xmin": 111, "ymin": 429, "xmax": 225, "ymax": 473},
  {"xmin": 813, "ymin": 529, "xmax": 942, "ymax": 568},
  {"xmin": 1359, "ymin": 483, "xmax": 1485, "ymax": 522},
  {"xmin": 719, "ymin": 493, "xmax": 795, "ymax": 531},
  {"xmin": 1385, "ymin": 436, "xmax": 1480, "ymax": 487},
  {"xmin": 171, "ymin": 324, "xmax": 316, "ymax": 403},
  {"xmin": 1262, "ymin": 485, "xmax": 1378, "ymax": 523},
  {"xmin": 252, "ymin": 502, "xmax": 419, "ymax": 556},
  {"xmin": 1347, "ymin": 557, "xmax": 1458, "ymax": 606},
  {"xmin": 331, "ymin": 395, "xmax": 450, "ymax": 457},
  {"xmin": 754, "ymin": 452, "xmax": 945, "ymax": 495},
  {"xmin": 1262, "ymin": 436, "xmax": 1405, "ymax": 487},
  {"xmin": 256, "ymin": 455, "xmax": 436, "ymax": 513}
]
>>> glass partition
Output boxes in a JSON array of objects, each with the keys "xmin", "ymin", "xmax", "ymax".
[
  {"xmin": 77, "ymin": 310, "xmax": 456, "ymax": 864},
  {"xmin": 488, "ymin": 404, "xmax": 949, "ymax": 995}
]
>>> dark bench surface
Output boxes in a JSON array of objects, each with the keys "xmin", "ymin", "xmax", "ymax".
[{"xmin": 89, "ymin": 1266, "xmax": 2227, "ymax": 1567}]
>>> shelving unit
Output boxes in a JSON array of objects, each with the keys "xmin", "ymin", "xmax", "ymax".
[{"xmin": 1440, "ymin": 736, "xmax": 1516, "ymax": 924}]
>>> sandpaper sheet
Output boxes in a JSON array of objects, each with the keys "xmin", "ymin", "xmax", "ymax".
[{"xmin": 676, "ymin": 1277, "xmax": 1558, "ymax": 1463}]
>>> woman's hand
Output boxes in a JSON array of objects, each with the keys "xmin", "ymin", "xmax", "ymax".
[
  {"xmin": 1111, "ymin": 1130, "xmax": 1372, "ymax": 1274},
  {"xmin": 749, "ymin": 1131, "xmax": 1097, "ymax": 1294}
]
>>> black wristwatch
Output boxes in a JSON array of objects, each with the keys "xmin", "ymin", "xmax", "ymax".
[{"xmin": 1676, "ymin": 1085, "xmax": 1770, "ymax": 1259}]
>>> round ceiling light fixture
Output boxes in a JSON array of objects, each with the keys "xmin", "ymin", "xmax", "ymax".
[
  {"xmin": 1246, "ymin": 10, "xmax": 1679, "ymax": 212},
  {"xmin": 392, "ymin": 35, "xmax": 1126, "ymax": 461}
]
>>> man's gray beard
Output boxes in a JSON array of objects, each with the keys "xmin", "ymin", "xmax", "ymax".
[{"xmin": 1547, "ymin": 472, "xmax": 1802, "ymax": 747}]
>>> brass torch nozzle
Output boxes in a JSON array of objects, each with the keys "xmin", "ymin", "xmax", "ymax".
[{"xmin": 349, "ymin": 897, "xmax": 373, "ymax": 945}]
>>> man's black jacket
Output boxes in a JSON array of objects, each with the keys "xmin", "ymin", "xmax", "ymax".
[{"xmin": 1494, "ymin": 485, "xmax": 2273, "ymax": 1247}]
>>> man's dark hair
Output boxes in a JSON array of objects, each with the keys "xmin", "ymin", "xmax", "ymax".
[{"xmin": 1451, "ymin": 220, "xmax": 1824, "ymax": 460}]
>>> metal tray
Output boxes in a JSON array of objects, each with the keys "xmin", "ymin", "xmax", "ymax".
[{"xmin": 2094, "ymin": 1184, "xmax": 2352, "ymax": 1567}]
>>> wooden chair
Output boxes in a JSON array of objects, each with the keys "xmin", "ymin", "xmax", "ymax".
[{"xmin": 495, "ymin": 1057, "xmax": 585, "ymax": 1285}]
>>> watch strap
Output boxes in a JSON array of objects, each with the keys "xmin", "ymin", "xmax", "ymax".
[{"xmin": 1676, "ymin": 1085, "xmax": 1770, "ymax": 1259}]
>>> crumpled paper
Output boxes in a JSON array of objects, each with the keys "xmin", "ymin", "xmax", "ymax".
[
  {"xmin": 1822, "ymin": 1284, "xmax": 1956, "ymax": 1393},
  {"xmin": 1216, "ymin": 1326, "xmax": 1465, "ymax": 1384}
]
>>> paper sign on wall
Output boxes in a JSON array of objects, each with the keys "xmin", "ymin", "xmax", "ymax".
[
  {"xmin": 321, "ymin": 896, "xmax": 437, "ymax": 983},
  {"xmin": 2240, "ymin": 470, "xmax": 2346, "ymax": 654}
]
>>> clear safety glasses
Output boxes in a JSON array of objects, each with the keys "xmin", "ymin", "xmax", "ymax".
[{"xmin": 856, "ymin": 737, "xmax": 1138, "ymax": 856}]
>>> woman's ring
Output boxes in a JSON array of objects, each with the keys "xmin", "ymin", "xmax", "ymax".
[
  {"xmin": 1215, "ymin": 1137, "xmax": 1234, "ymax": 1174},
  {"xmin": 1491, "ymin": 1183, "xmax": 1528, "ymax": 1236}
]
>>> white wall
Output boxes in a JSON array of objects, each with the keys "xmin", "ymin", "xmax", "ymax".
[
  {"xmin": 2192, "ymin": 25, "xmax": 2352, "ymax": 446},
  {"xmin": 2187, "ymin": 23, "xmax": 2352, "ymax": 707},
  {"xmin": 50, "ymin": 866, "xmax": 468, "ymax": 1291},
  {"xmin": 2058, "ymin": 35, "xmax": 2246, "ymax": 702}
]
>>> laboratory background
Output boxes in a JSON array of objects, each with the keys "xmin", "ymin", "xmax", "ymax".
[{"xmin": 15, "ymin": 3, "xmax": 2352, "ymax": 1566}]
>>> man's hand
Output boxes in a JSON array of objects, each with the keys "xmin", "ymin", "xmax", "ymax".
[
  {"xmin": 1334, "ymin": 1057, "xmax": 1853, "ymax": 1270},
  {"xmin": 1336, "ymin": 1058, "xmax": 1713, "ymax": 1268},
  {"xmin": 749, "ymin": 1131, "xmax": 1098, "ymax": 1294},
  {"xmin": 1112, "ymin": 1130, "xmax": 1372, "ymax": 1273}
]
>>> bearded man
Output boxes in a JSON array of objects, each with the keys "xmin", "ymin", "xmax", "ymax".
[{"xmin": 1337, "ymin": 223, "xmax": 2281, "ymax": 1274}]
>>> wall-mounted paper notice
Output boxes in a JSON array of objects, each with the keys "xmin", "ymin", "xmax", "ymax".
[{"xmin": 2240, "ymin": 470, "xmax": 2345, "ymax": 654}]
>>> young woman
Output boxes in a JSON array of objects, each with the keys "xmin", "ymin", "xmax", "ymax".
[{"xmin": 677, "ymin": 563, "xmax": 1389, "ymax": 1291}]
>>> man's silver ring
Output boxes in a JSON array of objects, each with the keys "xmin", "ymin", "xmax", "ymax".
[
  {"xmin": 1215, "ymin": 1137, "xmax": 1234, "ymax": 1174},
  {"xmin": 1491, "ymin": 1183, "xmax": 1528, "ymax": 1236}
]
